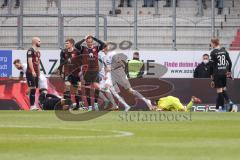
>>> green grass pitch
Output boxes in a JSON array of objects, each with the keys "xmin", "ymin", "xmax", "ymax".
[{"xmin": 0, "ymin": 111, "xmax": 240, "ymax": 160}]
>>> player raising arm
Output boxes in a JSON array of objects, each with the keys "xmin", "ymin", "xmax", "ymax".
[{"xmin": 75, "ymin": 35, "xmax": 105, "ymax": 110}]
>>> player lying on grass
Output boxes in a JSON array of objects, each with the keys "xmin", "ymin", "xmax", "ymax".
[
  {"xmin": 38, "ymin": 88, "xmax": 73, "ymax": 110},
  {"xmin": 151, "ymin": 96, "xmax": 202, "ymax": 112}
]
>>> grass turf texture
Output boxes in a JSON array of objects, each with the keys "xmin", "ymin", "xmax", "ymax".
[{"xmin": 0, "ymin": 111, "xmax": 240, "ymax": 160}]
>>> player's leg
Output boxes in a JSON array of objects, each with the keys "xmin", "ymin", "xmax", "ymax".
[
  {"xmin": 216, "ymin": 88, "xmax": 224, "ymax": 111},
  {"xmin": 63, "ymin": 76, "xmax": 71, "ymax": 100},
  {"xmin": 213, "ymin": 75, "xmax": 225, "ymax": 111},
  {"xmin": 85, "ymin": 84, "xmax": 92, "ymax": 109},
  {"xmin": 83, "ymin": 71, "xmax": 94, "ymax": 109},
  {"xmin": 186, "ymin": 96, "xmax": 202, "ymax": 111},
  {"xmin": 26, "ymin": 73, "xmax": 38, "ymax": 110},
  {"xmin": 93, "ymin": 82, "xmax": 100, "ymax": 111},
  {"xmin": 110, "ymin": 87, "xmax": 131, "ymax": 111},
  {"xmin": 128, "ymin": 87, "xmax": 153, "ymax": 110},
  {"xmin": 221, "ymin": 76, "xmax": 231, "ymax": 103},
  {"xmin": 99, "ymin": 91, "xmax": 109, "ymax": 110},
  {"xmin": 223, "ymin": 86, "xmax": 234, "ymax": 112},
  {"xmin": 112, "ymin": 69, "xmax": 152, "ymax": 110},
  {"xmin": 171, "ymin": 97, "xmax": 186, "ymax": 111},
  {"xmin": 87, "ymin": 71, "xmax": 100, "ymax": 111},
  {"xmin": 38, "ymin": 88, "xmax": 48, "ymax": 109},
  {"xmin": 72, "ymin": 77, "xmax": 82, "ymax": 110},
  {"xmin": 105, "ymin": 89, "xmax": 119, "ymax": 110},
  {"xmin": 220, "ymin": 75, "xmax": 235, "ymax": 112},
  {"xmin": 222, "ymin": 88, "xmax": 230, "ymax": 103}
]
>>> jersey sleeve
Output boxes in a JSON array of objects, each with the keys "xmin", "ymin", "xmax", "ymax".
[
  {"xmin": 225, "ymin": 51, "xmax": 232, "ymax": 72},
  {"xmin": 93, "ymin": 37, "xmax": 105, "ymax": 51},
  {"xmin": 27, "ymin": 49, "xmax": 33, "ymax": 58},
  {"xmin": 209, "ymin": 51, "xmax": 215, "ymax": 75},
  {"xmin": 75, "ymin": 39, "xmax": 85, "ymax": 52},
  {"xmin": 60, "ymin": 49, "xmax": 65, "ymax": 65}
]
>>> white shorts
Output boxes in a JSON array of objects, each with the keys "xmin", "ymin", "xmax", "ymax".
[
  {"xmin": 39, "ymin": 74, "xmax": 48, "ymax": 90},
  {"xmin": 100, "ymin": 72, "xmax": 112, "ymax": 90}
]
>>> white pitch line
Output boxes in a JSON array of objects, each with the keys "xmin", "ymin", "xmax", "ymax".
[{"xmin": 0, "ymin": 124, "xmax": 134, "ymax": 139}]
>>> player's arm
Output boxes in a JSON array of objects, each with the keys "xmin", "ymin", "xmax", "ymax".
[
  {"xmin": 57, "ymin": 49, "xmax": 65, "ymax": 75},
  {"xmin": 225, "ymin": 51, "xmax": 232, "ymax": 78},
  {"xmin": 226, "ymin": 51, "xmax": 232, "ymax": 72},
  {"xmin": 92, "ymin": 37, "xmax": 105, "ymax": 50},
  {"xmin": 76, "ymin": 49, "xmax": 82, "ymax": 65},
  {"xmin": 209, "ymin": 52, "xmax": 215, "ymax": 77},
  {"xmin": 75, "ymin": 39, "xmax": 85, "ymax": 52},
  {"xmin": 27, "ymin": 51, "xmax": 36, "ymax": 77},
  {"xmin": 209, "ymin": 52, "xmax": 215, "ymax": 87}
]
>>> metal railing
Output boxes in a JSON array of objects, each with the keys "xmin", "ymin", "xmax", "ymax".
[{"xmin": 0, "ymin": 0, "xmax": 239, "ymax": 50}]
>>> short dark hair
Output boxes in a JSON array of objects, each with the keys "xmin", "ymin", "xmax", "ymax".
[
  {"xmin": 13, "ymin": 59, "xmax": 21, "ymax": 65},
  {"xmin": 203, "ymin": 54, "xmax": 209, "ymax": 57},
  {"xmin": 133, "ymin": 52, "xmax": 139, "ymax": 56},
  {"xmin": 65, "ymin": 38, "xmax": 75, "ymax": 45}
]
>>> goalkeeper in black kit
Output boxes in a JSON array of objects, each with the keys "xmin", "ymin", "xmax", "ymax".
[{"xmin": 209, "ymin": 38, "xmax": 237, "ymax": 112}]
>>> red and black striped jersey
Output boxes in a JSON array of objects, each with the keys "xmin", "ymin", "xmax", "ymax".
[
  {"xmin": 81, "ymin": 46, "xmax": 99, "ymax": 72},
  {"xmin": 26, "ymin": 48, "xmax": 41, "ymax": 76},
  {"xmin": 60, "ymin": 48, "xmax": 81, "ymax": 77}
]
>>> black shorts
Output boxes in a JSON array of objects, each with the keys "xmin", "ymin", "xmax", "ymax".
[
  {"xmin": 213, "ymin": 74, "xmax": 227, "ymax": 88},
  {"xmin": 64, "ymin": 75, "xmax": 80, "ymax": 86},
  {"xmin": 43, "ymin": 97, "xmax": 61, "ymax": 110},
  {"xmin": 83, "ymin": 71, "xmax": 99, "ymax": 85},
  {"xmin": 26, "ymin": 73, "xmax": 39, "ymax": 88}
]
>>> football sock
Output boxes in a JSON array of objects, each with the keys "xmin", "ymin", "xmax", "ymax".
[{"xmin": 216, "ymin": 92, "xmax": 224, "ymax": 109}]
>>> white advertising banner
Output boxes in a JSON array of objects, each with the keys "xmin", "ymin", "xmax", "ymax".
[
  {"xmin": 11, "ymin": 50, "xmax": 240, "ymax": 78},
  {"xmin": 123, "ymin": 50, "xmax": 240, "ymax": 78},
  {"xmin": 12, "ymin": 50, "xmax": 61, "ymax": 77}
]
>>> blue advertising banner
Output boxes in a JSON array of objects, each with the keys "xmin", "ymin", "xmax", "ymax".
[{"xmin": 0, "ymin": 50, "xmax": 12, "ymax": 77}]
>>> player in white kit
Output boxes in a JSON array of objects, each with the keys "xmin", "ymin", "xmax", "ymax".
[
  {"xmin": 99, "ymin": 44, "xmax": 152, "ymax": 111},
  {"xmin": 98, "ymin": 45, "xmax": 132, "ymax": 111}
]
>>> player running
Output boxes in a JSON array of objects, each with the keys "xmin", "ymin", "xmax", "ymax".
[
  {"xmin": 98, "ymin": 44, "xmax": 129, "ymax": 111},
  {"xmin": 75, "ymin": 35, "xmax": 105, "ymax": 110},
  {"xmin": 153, "ymin": 96, "xmax": 201, "ymax": 111},
  {"xmin": 59, "ymin": 38, "xmax": 82, "ymax": 110},
  {"xmin": 209, "ymin": 38, "xmax": 236, "ymax": 112},
  {"xmin": 26, "ymin": 37, "xmax": 41, "ymax": 110},
  {"xmin": 102, "ymin": 48, "xmax": 152, "ymax": 111}
]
